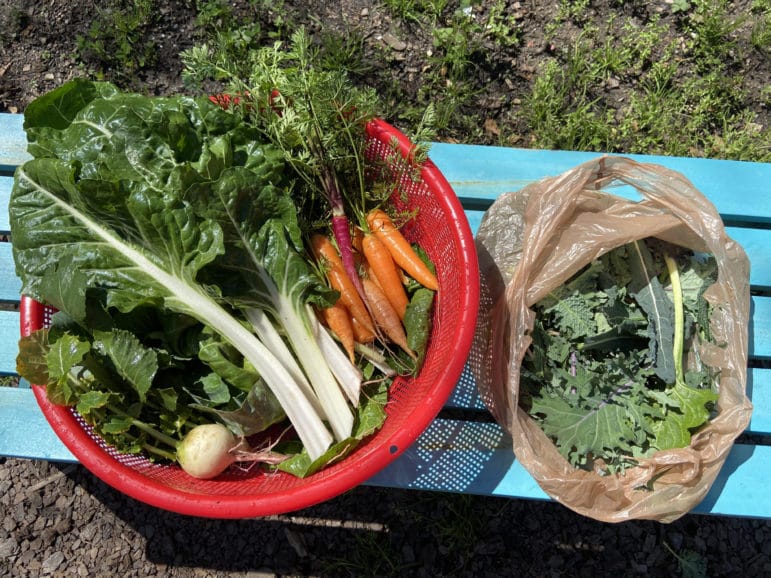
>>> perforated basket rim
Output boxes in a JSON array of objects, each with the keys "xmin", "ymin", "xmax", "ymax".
[{"xmin": 20, "ymin": 119, "xmax": 480, "ymax": 519}]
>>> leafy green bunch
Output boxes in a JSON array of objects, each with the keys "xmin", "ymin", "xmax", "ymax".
[
  {"xmin": 520, "ymin": 238, "xmax": 720, "ymax": 474},
  {"xmin": 11, "ymin": 79, "xmax": 390, "ymax": 476}
]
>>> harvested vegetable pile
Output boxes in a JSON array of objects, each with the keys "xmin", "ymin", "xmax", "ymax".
[
  {"xmin": 11, "ymin": 31, "xmax": 437, "ymax": 480},
  {"xmin": 520, "ymin": 238, "xmax": 719, "ymax": 474}
]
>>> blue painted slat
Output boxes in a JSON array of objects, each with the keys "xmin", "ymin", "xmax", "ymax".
[
  {"xmin": 0, "ymin": 243, "xmax": 21, "ymax": 301},
  {"xmin": 364, "ymin": 418, "xmax": 771, "ymax": 518},
  {"xmin": 365, "ymin": 419, "xmax": 549, "ymax": 501},
  {"xmin": 448, "ymin": 362, "xmax": 769, "ymax": 435},
  {"xmin": 0, "ymin": 176, "xmax": 11, "ymax": 233},
  {"xmin": 0, "ymin": 310, "xmax": 19, "ymax": 375},
  {"xmin": 0, "ymin": 387, "xmax": 76, "ymax": 461},
  {"xmin": 748, "ymin": 368, "xmax": 771, "ymax": 435},
  {"xmin": 1, "ymin": 382, "xmax": 767, "ymax": 518},
  {"xmin": 0, "ymin": 113, "xmax": 28, "ymax": 172},
  {"xmin": 752, "ymin": 296, "xmax": 771, "ymax": 359},
  {"xmin": 465, "ymin": 213, "xmax": 771, "ymax": 292},
  {"xmin": 429, "ymin": 143, "xmax": 771, "ymax": 223},
  {"xmin": 2, "ymin": 111, "xmax": 770, "ymax": 222}
]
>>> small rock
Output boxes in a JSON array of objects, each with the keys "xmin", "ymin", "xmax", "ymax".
[
  {"xmin": 284, "ymin": 527, "xmax": 308, "ymax": 558},
  {"xmin": 667, "ymin": 531, "xmax": 683, "ymax": 551},
  {"xmin": 484, "ymin": 118, "xmax": 501, "ymax": 136},
  {"xmin": 44, "ymin": 72, "xmax": 54, "ymax": 81},
  {"xmin": 0, "ymin": 537, "xmax": 18, "ymax": 558},
  {"xmin": 381, "ymin": 32, "xmax": 407, "ymax": 51},
  {"xmin": 42, "ymin": 550, "xmax": 64, "ymax": 572}
]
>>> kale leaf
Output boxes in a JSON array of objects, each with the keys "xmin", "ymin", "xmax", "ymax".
[{"xmin": 521, "ymin": 239, "xmax": 720, "ymax": 473}]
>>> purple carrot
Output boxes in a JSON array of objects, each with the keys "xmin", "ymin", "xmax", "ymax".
[{"xmin": 322, "ymin": 167, "xmax": 367, "ymax": 304}]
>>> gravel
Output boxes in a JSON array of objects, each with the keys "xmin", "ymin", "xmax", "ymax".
[{"xmin": 2, "ymin": 456, "xmax": 771, "ymax": 577}]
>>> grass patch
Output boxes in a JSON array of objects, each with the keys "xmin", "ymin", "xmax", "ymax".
[
  {"xmin": 517, "ymin": 3, "xmax": 771, "ymax": 160},
  {"xmin": 67, "ymin": 0, "xmax": 768, "ymax": 161},
  {"xmin": 74, "ymin": 0, "xmax": 159, "ymax": 84}
]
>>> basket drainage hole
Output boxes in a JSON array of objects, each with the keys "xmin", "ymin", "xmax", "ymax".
[{"xmin": 389, "ymin": 445, "xmax": 399, "ymax": 454}]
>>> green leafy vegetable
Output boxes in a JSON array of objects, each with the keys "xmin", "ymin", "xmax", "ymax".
[
  {"xmin": 521, "ymin": 239, "xmax": 720, "ymax": 473},
  {"xmin": 11, "ymin": 78, "xmax": 424, "ymax": 478}
]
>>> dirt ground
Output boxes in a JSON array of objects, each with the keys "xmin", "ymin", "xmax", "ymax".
[
  {"xmin": 1, "ymin": 0, "xmax": 768, "ymax": 148},
  {"xmin": 2, "ymin": 1, "xmax": 771, "ymax": 577}
]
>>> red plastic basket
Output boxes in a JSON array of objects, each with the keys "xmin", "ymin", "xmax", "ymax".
[{"xmin": 20, "ymin": 119, "xmax": 479, "ymax": 519}]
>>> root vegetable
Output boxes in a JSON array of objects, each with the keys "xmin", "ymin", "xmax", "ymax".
[{"xmin": 177, "ymin": 423, "xmax": 288, "ymax": 480}]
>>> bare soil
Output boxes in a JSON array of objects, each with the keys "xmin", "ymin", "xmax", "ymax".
[
  {"xmin": 2, "ymin": 1, "xmax": 771, "ymax": 577},
  {"xmin": 2, "ymin": 0, "xmax": 769, "ymax": 148}
]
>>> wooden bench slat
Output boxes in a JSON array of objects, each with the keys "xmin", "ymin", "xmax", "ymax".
[
  {"xmin": 0, "ymin": 114, "xmax": 27, "ymax": 172},
  {"xmin": 748, "ymin": 367, "xmax": 771, "ymax": 434},
  {"xmin": 1, "ymin": 211, "xmax": 768, "ymax": 302},
  {"xmin": 364, "ymin": 417, "xmax": 771, "ymax": 518},
  {"xmin": 0, "ymin": 310, "xmax": 19, "ymax": 375},
  {"xmin": 1, "ymin": 295, "xmax": 768, "ymax": 373},
  {"xmin": 4, "ymin": 383, "xmax": 766, "ymax": 519},
  {"xmin": 464, "ymin": 212, "xmax": 771, "ymax": 293},
  {"xmin": 429, "ymin": 143, "xmax": 771, "ymax": 224},
  {"xmin": 0, "ymin": 386, "xmax": 76, "ymax": 461},
  {"xmin": 752, "ymin": 296, "xmax": 771, "ymax": 359},
  {"xmin": 0, "ymin": 176, "xmax": 11, "ymax": 233},
  {"xmin": 0, "ymin": 244, "xmax": 21, "ymax": 301},
  {"xmin": 2, "ymin": 114, "xmax": 770, "ymax": 223}
]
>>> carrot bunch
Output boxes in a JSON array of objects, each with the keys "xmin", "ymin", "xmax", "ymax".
[{"xmin": 311, "ymin": 208, "xmax": 438, "ymax": 366}]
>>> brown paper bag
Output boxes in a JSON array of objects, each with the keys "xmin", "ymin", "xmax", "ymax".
[{"xmin": 470, "ymin": 155, "xmax": 753, "ymax": 523}]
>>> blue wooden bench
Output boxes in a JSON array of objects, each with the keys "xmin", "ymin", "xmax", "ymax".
[{"xmin": 1, "ymin": 111, "xmax": 770, "ymax": 518}]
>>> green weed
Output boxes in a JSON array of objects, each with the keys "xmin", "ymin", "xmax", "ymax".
[
  {"xmin": 485, "ymin": 0, "xmax": 520, "ymax": 48},
  {"xmin": 516, "ymin": 3, "xmax": 770, "ymax": 161},
  {"xmin": 74, "ymin": 0, "xmax": 158, "ymax": 83},
  {"xmin": 318, "ymin": 28, "xmax": 371, "ymax": 78},
  {"xmin": 320, "ymin": 526, "xmax": 420, "ymax": 577},
  {"xmin": 750, "ymin": 1, "xmax": 771, "ymax": 51},
  {"xmin": 382, "ymin": 0, "xmax": 449, "ymax": 23},
  {"xmin": 664, "ymin": 541, "xmax": 708, "ymax": 578}
]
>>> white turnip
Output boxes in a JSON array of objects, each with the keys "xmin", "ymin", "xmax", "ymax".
[{"xmin": 177, "ymin": 423, "xmax": 288, "ymax": 480}]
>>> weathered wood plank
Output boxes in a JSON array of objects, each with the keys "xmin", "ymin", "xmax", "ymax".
[
  {"xmin": 364, "ymin": 418, "xmax": 771, "ymax": 519},
  {"xmin": 0, "ymin": 387, "xmax": 76, "ymax": 462},
  {"xmin": 0, "ymin": 113, "xmax": 27, "ymax": 172},
  {"xmin": 3, "ymin": 384, "xmax": 766, "ymax": 519},
  {"xmin": 428, "ymin": 142, "xmax": 771, "ymax": 224},
  {"xmin": 464, "ymin": 212, "xmax": 771, "ymax": 292}
]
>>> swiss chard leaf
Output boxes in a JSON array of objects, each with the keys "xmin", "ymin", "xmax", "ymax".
[
  {"xmin": 12, "ymin": 79, "xmax": 337, "ymax": 462},
  {"xmin": 275, "ymin": 380, "xmax": 388, "ymax": 478}
]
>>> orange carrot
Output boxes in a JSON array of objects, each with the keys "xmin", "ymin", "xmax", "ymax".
[
  {"xmin": 311, "ymin": 234, "xmax": 376, "ymax": 335},
  {"xmin": 366, "ymin": 209, "xmax": 439, "ymax": 291},
  {"xmin": 318, "ymin": 302, "xmax": 356, "ymax": 363},
  {"xmin": 362, "ymin": 233, "xmax": 409, "ymax": 321},
  {"xmin": 351, "ymin": 316, "xmax": 376, "ymax": 344},
  {"xmin": 361, "ymin": 277, "xmax": 416, "ymax": 359},
  {"xmin": 351, "ymin": 226, "xmax": 365, "ymax": 254}
]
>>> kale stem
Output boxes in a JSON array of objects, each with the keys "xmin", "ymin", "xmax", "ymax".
[{"xmin": 665, "ymin": 254, "xmax": 685, "ymax": 383}]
